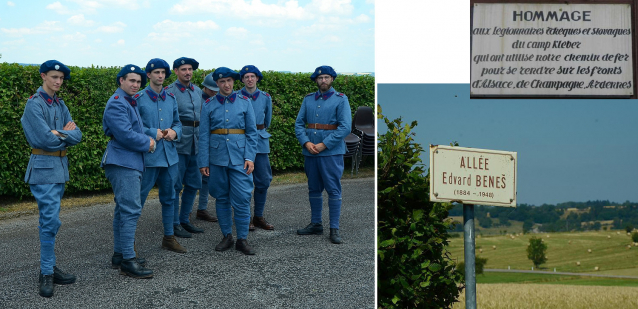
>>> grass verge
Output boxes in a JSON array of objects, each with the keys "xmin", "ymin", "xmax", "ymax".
[{"xmin": 477, "ymin": 271, "xmax": 638, "ymax": 287}]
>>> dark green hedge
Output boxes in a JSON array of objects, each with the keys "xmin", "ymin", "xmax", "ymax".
[{"xmin": 0, "ymin": 63, "xmax": 374, "ymax": 198}]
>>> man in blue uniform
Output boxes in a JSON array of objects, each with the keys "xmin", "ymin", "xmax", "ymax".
[
  {"xmin": 196, "ymin": 73, "xmax": 219, "ymax": 223},
  {"xmin": 137, "ymin": 58, "xmax": 186, "ymax": 253},
  {"xmin": 21, "ymin": 60, "xmax": 82, "ymax": 297},
  {"xmin": 167, "ymin": 57, "xmax": 204, "ymax": 237},
  {"xmin": 294, "ymin": 65, "xmax": 351, "ymax": 244},
  {"xmin": 198, "ymin": 67, "xmax": 258, "ymax": 255},
  {"xmin": 238, "ymin": 65, "xmax": 274, "ymax": 231},
  {"xmin": 102, "ymin": 64, "xmax": 155, "ymax": 279}
]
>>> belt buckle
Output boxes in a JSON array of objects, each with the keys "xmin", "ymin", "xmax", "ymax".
[
  {"xmin": 311, "ymin": 123, "xmax": 317, "ymax": 129},
  {"xmin": 224, "ymin": 128, "xmax": 230, "ymax": 134}
]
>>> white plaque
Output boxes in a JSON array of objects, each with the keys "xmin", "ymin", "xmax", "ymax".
[
  {"xmin": 471, "ymin": 3, "xmax": 633, "ymax": 97},
  {"xmin": 430, "ymin": 145, "xmax": 517, "ymax": 207}
]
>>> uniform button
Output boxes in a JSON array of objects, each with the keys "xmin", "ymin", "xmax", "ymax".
[
  {"xmin": 318, "ymin": 106, "xmax": 320, "ymax": 108},
  {"xmin": 314, "ymin": 132, "xmax": 317, "ymax": 134},
  {"xmin": 159, "ymin": 108, "xmax": 162, "ymax": 111},
  {"xmin": 226, "ymin": 139, "xmax": 229, "ymax": 141},
  {"xmin": 316, "ymin": 114, "xmax": 319, "ymax": 116},
  {"xmin": 226, "ymin": 110, "xmax": 228, "ymax": 112},
  {"xmin": 55, "ymin": 117, "xmax": 58, "ymax": 120},
  {"xmin": 226, "ymin": 119, "xmax": 229, "ymax": 122},
  {"xmin": 161, "ymin": 119, "xmax": 163, "ymax": 121}
]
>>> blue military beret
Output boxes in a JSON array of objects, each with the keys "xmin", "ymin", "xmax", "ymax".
[
  {"xmin": 212, "ymin": 67, "xmax": 240, "ymax": 81},
  {"xmin": 116, "ymin": 64, "xmax": 147, "ymax": 87},
  {"xmin": 310, "ymin": 65, "xmax": 337, "ymax": 81},
  {"xmin": 173, "ymin": 57, "xmax": 199, "ymax": 70},
  {"xmin": 202, "ymin": 73, "xmax": 220, "ymax": 91},
  {"xmin": 39, "ymin": 60, "xmax": 71, "ymax": 80},
  {"xmin": 146, "ymin": 58, "xmax": 171, "ymax": 79},
  {"xmin": 240, "ymin": 65, "xmax": 263, "ymax": 82}
]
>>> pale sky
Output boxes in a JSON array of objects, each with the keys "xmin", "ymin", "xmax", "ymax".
[{"xmin": 0, "ymin": 0, "xmax": 374, "ymax": 72}]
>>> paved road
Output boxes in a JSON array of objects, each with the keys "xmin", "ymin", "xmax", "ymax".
[
  {"xmin": 486, "ymin": 268, "xmax": 638, "ymax": 279},
  {"xmin": 0, "ymin": 178, "xmax": 375, "ymax": 308}
]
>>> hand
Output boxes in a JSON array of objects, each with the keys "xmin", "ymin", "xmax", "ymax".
[
  {"xmin": 244, "ymin": 160, "xmax": 254, "ymax": 175},
  {"xmin": 200, "ymin": 167, "xmax": 209, "ymax": 177},
  {"xmin": 63, "ymin": 121, "xmax": 76, "ymax": 130},
  {"xmin": 315, "ymin": 143, "xmax": 327, "ymax": 153},
  {"xmin": 164, "ymin": 128, "xmax": 177, "ymax": 141},
  {"xmin": 156, "ymin": 129, "xmax": 163, "ymax": 141},
  {"xmin": 149, "ymin": 138, "xmax": 156, "ymax": 152},
  {"xmin": 304, "ymin": 142, "xmax": 319, "ymax": 155}
]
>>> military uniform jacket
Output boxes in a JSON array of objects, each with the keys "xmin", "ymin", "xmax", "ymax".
[
  {"xmin": 197, "ymin": 92, "xmax": 258, "ymax": 168},
  {"xmin": 101, "ymin": 88, "xmax": 151, "ymax": 172},
  {"xmin": 21, "ymin": 86, "xmax": 83, "ymax": 184},
  {"xmin": 136, "ymin": 86, "xmax": 182, "ymax": 167},
  {"xmin": 294, "ymin": 87, "xmax": 351, "ymax": 157},
  {"xmin": 239, "ymin": 87, "xmax": 272, "ymax": 154},
  {"xmin": 166, "ymin": 81, "xmax": 202, "ymax": 155}
]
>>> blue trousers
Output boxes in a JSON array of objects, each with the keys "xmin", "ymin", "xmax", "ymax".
[
  {"xmin": 174, "ymin": 153, "xmax": 201, "ymax": 225},
  {"xmin": 141, "ymin": 165, "xmax": 178, "ymax": 236},
  {"xmin": 198, "ymin": 175, "xmax": 212, "ymax": 211},
  {"xmin": 304, "ymin": 155, "xmax": 344, "ymax": 229},
  {"xmin": 209, "ymin": 163, "xmax": 253, "ymax": 239},
  {"xmin": 105, "ymin": 165, "xmax": 143, "ymax": 260},
  {"xmin": 31, "ymin": 183, "xmax": 65, "ymax": 275},
  {"xmin": 252, "ymin": 153, "xmax": 272, "ymax": 217}
]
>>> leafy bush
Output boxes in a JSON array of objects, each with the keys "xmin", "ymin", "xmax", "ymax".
[
  {"xmin": 631, "ymin": 232, "xmax": 638, "ymax": 243},
  {"xmin": 0, "ymin": 63, "xmax": 374, "ymax": 197},
  {"xmin": 377, "ymin": 116, "xmax": 463, "ymax": 308}
]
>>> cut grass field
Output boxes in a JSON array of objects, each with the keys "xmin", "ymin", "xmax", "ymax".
[
  {"xmin": 448, "ymin": 230, "xmax": 638, "ymax": 274},
  {"xmin": 451, "ymin": 284, "xmax": 638, "ymax": 309},
  {"xmin": 0, "ymin": 165, "xmax": 374, "ymax": 220}
]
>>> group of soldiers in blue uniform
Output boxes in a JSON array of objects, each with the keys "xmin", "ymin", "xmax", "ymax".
[{"xmin": 21, "ymin": 59, "xmax": 352, "ymax": 298}]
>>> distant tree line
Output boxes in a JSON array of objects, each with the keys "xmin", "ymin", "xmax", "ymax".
[{"xmin": 449, "ymin": 200, "xmax": 638, "ymax": 233}]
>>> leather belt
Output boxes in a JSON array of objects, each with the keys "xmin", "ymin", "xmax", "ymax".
[
  {"xmin": 180, "ymin": 118, "xmax": 199, "ymax": 127},
  {"xmin": 32, "ymin": 149, "xmax": 67, "ymax": 157},
  {"xmin": 307, "ymin": 123, "xmax": 338, "ymax": 130},
  {"xmin": 211, "ymin": 129, "xmax": 245, "ymax": 134},
  {"xmin": 256, "ymin": 124, "xmax": 265, "ymax": 130}
]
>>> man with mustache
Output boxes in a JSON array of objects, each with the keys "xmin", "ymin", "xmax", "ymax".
[
  {"xmin": 137, "ymin": 58, "xmax": 186, "ymax": 253},
  {"xmin": 238, "ymin": 65, "xmax": 274, "ymax": 231},
  {"xmin": 21, "ymin": 60, "xmax": 82, "ymax": 297},
  {"xmin": 166, "ymin": 57, "xmax": 204, "ymax": 238},
  {"xmin": 102, "ymin": 64, "xmax": 155, "ymax": 279},
  {"xmin": 198, "ymin": 67, "xmax": 258, "ymax": 255},
  {"xmin": 294, "ymin": 66, "xmax": 351, "ymax": 244}
]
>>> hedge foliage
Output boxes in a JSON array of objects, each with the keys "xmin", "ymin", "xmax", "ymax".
[{"xmin": 0, "ymin": 62, "xmax": 374, "ymax": 198}]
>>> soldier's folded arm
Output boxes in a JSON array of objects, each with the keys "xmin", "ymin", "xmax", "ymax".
[{"xmin": 21, "ymin": 101, "xmax": 67, "ymax": 151}]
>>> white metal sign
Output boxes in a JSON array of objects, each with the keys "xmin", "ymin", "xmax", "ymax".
[
  {"xmin": 430, "ymin": 145, "xmax": 517, "ymax": 207},
  {"xmin": 471, "ymin": 3, "xmax": 633, "ymax": 97}
]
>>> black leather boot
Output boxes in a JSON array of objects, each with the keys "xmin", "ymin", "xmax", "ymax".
[
  {"xmin": 181, "ymin": 222, "xmax": 204, "ymax": 233},
  {"xmin": 39, "ymin": 273, "xmax": 54, "ymax": 298},
  {"xmin": 111, "ymin": 252, "xmax": 147, "ymax": 269},
  {"xmin": 120, "ymin": 258, "xmax": 153, "ymax": 279},
  {"xmin": 297, "ymin": 222, "xmax": 323, "ymax": 235},
  {"xmin": 330, "ymin": 228, "xmax": 343, "ymax": 244},
  {"xmin": 215, "ymin": 234, "xmax": 234, "ymax": 251},
  {"xmin": 235, "ymin": 239, "xmax": 256, "ymax": 255},
  {"xmin": 52, "ymin": 266, "xmax": 76, "ymax": 284}
]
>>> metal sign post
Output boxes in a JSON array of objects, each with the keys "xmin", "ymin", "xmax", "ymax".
[{"xmin": 463, "ymin": 203, "xmax": 476, "ymax": 309}]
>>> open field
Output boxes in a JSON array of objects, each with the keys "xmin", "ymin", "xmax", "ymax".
[
  {"xmin": 452, "ymin": 284, "xmax": 638, "ymax": 309},
  {"xmin": 448, "ymin": 230, "xmax": 638, "ymax": 274},
  {"xmin": 449, "ymin": 216, "xmax": 524, "ymax": 236}
]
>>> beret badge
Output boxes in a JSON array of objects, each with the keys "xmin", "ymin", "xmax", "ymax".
[
  {"xmin": 131, "ymin": 67, "xmax": 135, "ymax": 71},
  {"xmin": 54, "ymin": 65, "xmax": 60, "ymax": 70}
]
